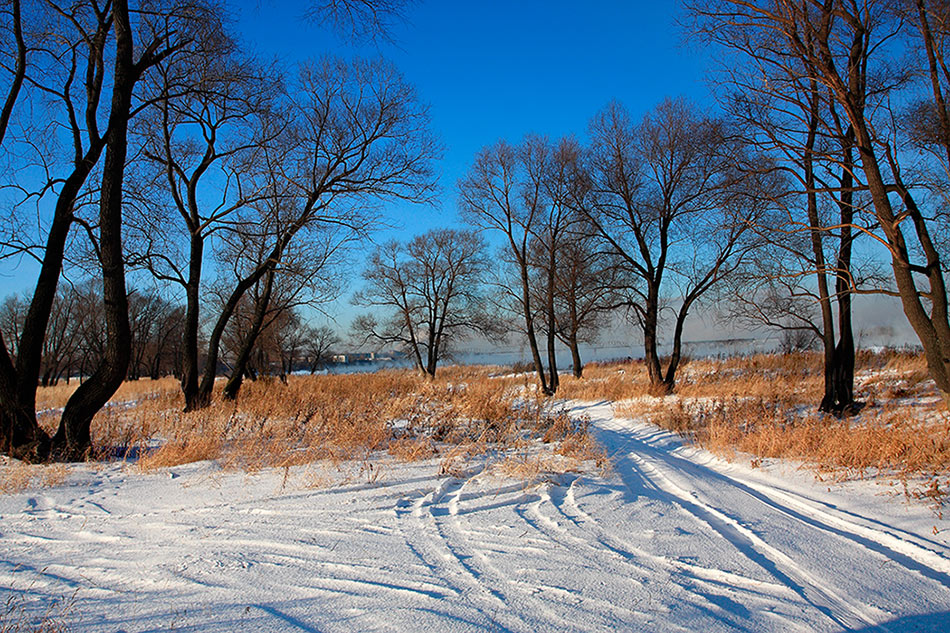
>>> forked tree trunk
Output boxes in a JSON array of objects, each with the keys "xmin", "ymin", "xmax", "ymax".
[
  {"xmin": 223, "ymin": 269, "xmax": 276, "ymax": 401},
  {"xmin": 516, "ymin": 252, "xmax": 552, "ymax": 395},
  {"xmin": 52, "ymin": 0, "xmax": 136, "ymax": 460},
  {"xmin": 819, "ymin": 134, "xmax": 857, "ymax": 415}
]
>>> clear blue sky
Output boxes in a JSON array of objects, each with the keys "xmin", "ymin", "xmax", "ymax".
[
  {"xmin": 1, "ymin": 1, "xmax": 710, "ymax": 320},
  {"xmin": 234, "ymin": 0, "xmax": 709, "ymax": 239}
]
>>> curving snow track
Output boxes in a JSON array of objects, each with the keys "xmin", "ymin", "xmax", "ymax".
[{"xmin": 1, "ymin": 401, "xmax": 949, "ymax": 631}]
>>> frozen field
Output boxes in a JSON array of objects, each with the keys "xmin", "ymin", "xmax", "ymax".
[{"xmin": 2, "ymin": 401, "xmax": 949, "ymax": 632}]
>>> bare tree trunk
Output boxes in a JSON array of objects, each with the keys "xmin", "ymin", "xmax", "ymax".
[
  {"xmin": 52, "ymin": 0, "xmax": 136, "ymax": 460},
  {"xmin": 822, "ymin": 130, "xmax": 857, "ymax": 415},
  {"xmin": 519, "ymin": 257, "xmax": 551, "ymax": 395},
  {"xmin": 801, "ymin": 80, "xmax": 842, "ymax": 414},
  {"xmin": 180, "ymin": 235, "xmax": 203, "ymax": 409},
  {"xmin": 223, "ymin": 269, "xmax": 276, "ymax": 401},
  {"xmin": 193, "ymin": 264, "xmax": 270, "ymax": 409},
  {"xmin": 545, "ymin": 245, "xmax": 559, "ymax": 393},
  {"xmin": 568, "ymin": 330, "xmax": 582, "ymax": 378},
  {"xmin": 0, "ymin": 1, "xmax": 110, "ymax": 461},
  {"xmin": 643, "ymin": 286, "xmax": 665, "ymax": 392}
]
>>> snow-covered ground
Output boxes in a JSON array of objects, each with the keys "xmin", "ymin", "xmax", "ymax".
[{"xmin": 2, "ymin": 401, "xmax": 949, "ymax": 632}]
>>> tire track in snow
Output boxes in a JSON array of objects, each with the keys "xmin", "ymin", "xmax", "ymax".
[
  {"xmin": 624, "ymin": 449, "xmax": 882, "ymax": 631},
  {"xmin": 604, "ymin": 412, "xmax": 950, "ymax": 588},
  {"xmin": 449, "ymin": 478, "xmax": 651, "ymax": 630},
  {"xmin": 394, "ymin": 476, "xmax": 528, "ymax": 631},
  {"xmin": 545, "ymin": 476, "xmax": 798, "ymax": 604},
  {"xmin": 581, "ymin": 400, "xmax": 950, "ymax": 632},
  {"xmin": 538, "ymin": 475, "xmax": 816, "ymax": 632},
  {"xmin": 395, "ymin": 472, "xmax": 647, "ymax": 632}
]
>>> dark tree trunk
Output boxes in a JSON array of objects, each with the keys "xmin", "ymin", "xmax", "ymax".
[
  {"xmin": 193, "ymin": 269, "xmax": 264, "ymax": 409},
  {"xmin": 820, "ymin": 131, "xmax": 857, "ymax": 414},
  {"xmin": 52, "ymin": 0, "xmax": 136, "ymax": 460},
  {"xmin": 195, "ymin": 221, "xmax": 307, "ymax": 408},
  {"xmin": 180, "ymin": 234, "xmax": 203, "ymax": 409},
  {"xmin": 0, "ymin": 11, "xmax": 109, "ymax": 460},
  {"xmin": 517, "ymin": 251, "xmax": 551, "ymax": 395},
  {"xmin": 642, "ymin": 285, "xmax": 667, "ymax": 393},
  {"xmin": 0, "ymin": 342, "xmax": 48, "ymax": 460},
  {"xmin": 223, "ymin": 269, "xmax": 276, "ymax": 401},
  {"xmin": 545, "ymin": 245, "xmax": 559, "ymax": 394},
  {"xmin": 662, "ymin": 301, "xmax": 693, "ymax": 394},
  {"xmin": 568, "ymin": 330, "xmax": 582, "ymax": 378}
]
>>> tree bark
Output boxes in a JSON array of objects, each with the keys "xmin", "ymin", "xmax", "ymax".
[
  {"xmin": 52, "ymin": 0, "xmax": 136, "ymax": 460},
  {"xmin": 222, "ymin": 269, "xmax": 276, "ymax": 401},
  {"xmin": 180, "ymin": 234, "xmax": 204, "ymax": 408},
  {"xmin": 545, "ymin": 242, "xmax": 559, "ymax": 393},
  {"xmin": 568, "ymin": 330, "xmax": 582, "ymax": 378}
]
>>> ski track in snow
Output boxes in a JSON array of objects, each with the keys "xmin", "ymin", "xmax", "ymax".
[{"xmin": 1, "ymin": 401, "xmax": 950, "ymax": 632}]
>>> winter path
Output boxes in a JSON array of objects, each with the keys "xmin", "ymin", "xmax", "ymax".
[{"xmin": 1, "ymin": 401, "xmax": 949, "ymax": 632}]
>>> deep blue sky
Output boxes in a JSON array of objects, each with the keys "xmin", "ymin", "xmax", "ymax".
[
  {"xmin": 233, "ymin": 0, "xmax": 709, "ymax": 239},
  {"xmin": 2, "ymin": 1, "xmax": 710, "ymax": 326},
  {"xmin": 0, "ymin": 1, "xmax": 915, "ymax": 348}
]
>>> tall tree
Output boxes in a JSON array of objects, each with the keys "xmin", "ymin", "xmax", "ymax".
[
  {"xmin": 0, "ymin": 0, "xmax": 210, "ymax": 460},
  {"xmin": 129, "ymin": 24, "xmax": 279, "ymax": 408},
  {"xmin": 353, "ymin": 228, "xmax": 491, "ymax": 377},
  {"xmin": 550, "ymin": 229, "xmax": 622, "ymax": 378},
  {"xmin": 581, "ymin": 98, "xmax": 755, "ymax": 393},
  {"xmin": 690, "ymin": 0, "xmax": 950, "ymax": 407},
  {"xmin": 688, "ymin": 2, "xmax": 870, "ymax": 413},
  {"xmin": 190, "ymin": 56, "xmax": 438, "ymax": 408},
  {"xmin": 0, "ymin": 0, "xmax": 113, "ymax": 460},
  {"xmin": 459, "ymin": 140, "xmax": 557, "ymax": 395}
]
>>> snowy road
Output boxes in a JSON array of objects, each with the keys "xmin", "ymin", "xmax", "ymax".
[{"xmin": 1, "ymin": 401, "xmax": 949, "ymax": 632}]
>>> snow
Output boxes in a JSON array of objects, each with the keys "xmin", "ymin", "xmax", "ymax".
[{"xmin": 2, "ymin": 401, "xmax": 949, "ymax": 632}]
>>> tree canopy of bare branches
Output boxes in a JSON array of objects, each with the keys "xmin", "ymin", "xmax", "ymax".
[
  {"xmin": 353, "ymin": 228, "xmax": 490, "ymax": 377},
  {"xmin": 688, "ymin": 0, "xmax": 950, "ymax": 407},
  {"xmin": 580, "ymin": 98, "xmax": 757, "ymax": 393}
]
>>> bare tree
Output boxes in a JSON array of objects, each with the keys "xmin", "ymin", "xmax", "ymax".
[
  {"xmin": 303, "ymin": 324, "xmax": 340, "ymax": 372},
  {"xmin": 127, "ymin": 289, "xmax": 182, "ymax": 381},
  {"xmin": 459, "ymin": 140, "xmax": 557, "ymax": 394},
  {"xmin": 129, "ymin": 24, "xmax": 279, "ymax": 408},
  {"xmin": 1, "ymin": 0, "xmax": 202, "ymax": 460},
  {"xmin": 689, "ymin": 0, "xmax": 950, "ymax": 407},
  {"xmin": 0, "ymin": 0, "xmax": 114, "ymax": 459},
  {"xmin": 353, "ymin": 228, "xmax": 490, "ymax": 377},
  {"xmin": 550, "ymin": 229, "xmax": 623, "ymax": 377},
  {"xmin": 218, "ymin": 232, "xmax": 343, "ymax": 399},
  {"xmin": 189, "ymin": 56, "xmax": 437, "ymax": 408},
  {"xmin": 581, "ymin": 98, "xmax": 755, "ymax": 394},
  {"xmin": 306, "ymin": 0, "xmax": 411, "ymax": 42}
]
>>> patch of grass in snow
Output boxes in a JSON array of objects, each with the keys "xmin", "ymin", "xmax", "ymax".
[
  {"xmin": 1, "ymin": 584, "xmax": 75, "ymax": 633},
  {"xmin": 27, "ymin": 368, "xmax": 605, "ymax": 485},
  {"xmin": 605, "ymin": 349, "xmax": 950, "ymax": 511},
  {"xmin": 0, "ymin": 462, "xmax": 70, "ymax": 495}
]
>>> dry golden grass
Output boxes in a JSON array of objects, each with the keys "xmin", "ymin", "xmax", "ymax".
[
  {"xmin": 0, "ymin": 461, "xmax": 70, "ymax": 495},
  {"xmin": 17, "ymin": 349, "xmax": 946, "ymax": 506},
  {"xmin": 22, "ymin": 368, "xmax": 602, "ymax": 486},
  {"xmin": 557, "ymin": 367, "xmax": 653, "ymax": 402}
]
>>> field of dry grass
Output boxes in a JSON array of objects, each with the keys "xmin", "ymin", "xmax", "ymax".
[
  {"xmin": 603, "ymin": 350, "xmax": 950, "ymax": 510},
  {"xmin": 5, "ymin": 349, "xmax": 948, "ymax": 509},
  {"xmin": 3, "ymin": 368, "xmax": 607, "ymax": 496}
]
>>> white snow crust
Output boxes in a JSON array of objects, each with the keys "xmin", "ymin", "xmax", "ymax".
[{"xmin": 2, "ymin": 401, "xmax": 949, "ymax": 632}]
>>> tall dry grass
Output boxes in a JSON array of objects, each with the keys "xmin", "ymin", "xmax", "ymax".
[
  {"xmin": 21, "ymin": 369, "xmax": 605, "ymax": 484},
  {"xmin": 1, "ymin": 584, "xmax": 75, "ymax": 633},
  {"xmin": 603, "ymin": 349, "xmax": 950, "ymax": 510}
]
